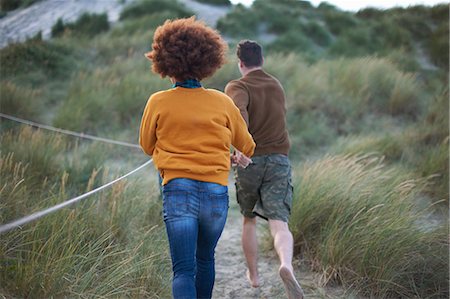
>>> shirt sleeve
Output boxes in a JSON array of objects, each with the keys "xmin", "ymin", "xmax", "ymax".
[
  {"xmin": 227, "ymin": 101, "xmax": 255, "ymax": 158},
  {"xmin": 139, "ymin": 95, "xmax": 158, "ymax": 156},
  {"xmin": 225, "ymin": 80, "xmax": 250, "ymax": 127}
]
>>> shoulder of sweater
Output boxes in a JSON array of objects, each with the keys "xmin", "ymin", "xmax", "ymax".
[
  {"xmin": 204, "ymin": 88, "xmax": 236, "ymax": 104},
  {"xmin": 149, "ymin": 89, "xmax": 172, "ymax": 101},
  {"xmin": 203, "ymin": 87, "xmax": 226, "ymax": 96}
]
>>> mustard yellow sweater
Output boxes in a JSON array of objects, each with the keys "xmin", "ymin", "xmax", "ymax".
[{"xmin": 139, "ymin": 87, "xmax": 255, "ymax": 186}]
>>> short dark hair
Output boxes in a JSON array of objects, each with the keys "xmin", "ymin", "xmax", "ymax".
[{"xmin": 237, "ymin": 40, "xmax": 263, "ymax": 67}]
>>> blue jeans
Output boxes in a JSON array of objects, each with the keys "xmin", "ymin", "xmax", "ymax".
[{"xmin": 162, "ymin": 178, "xmax": 229, "ymax": 299}]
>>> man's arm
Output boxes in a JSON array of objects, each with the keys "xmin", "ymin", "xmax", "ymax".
[{"xmin": 225, "ymin": 81, "xmax": 250, "ymax": 126}]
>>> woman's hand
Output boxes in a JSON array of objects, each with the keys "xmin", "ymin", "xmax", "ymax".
[{"xmin": 231, "ymin": 150, "xmax": 252, "ymax": 168}]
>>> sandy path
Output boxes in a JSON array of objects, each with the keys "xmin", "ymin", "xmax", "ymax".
[
  {"xmin": 213, "ymin": 180, "xmax": 349, "ymax": 299},
  {"xmin": 213, "ymin": 200, "xmax": 288, "ymax": 299}
]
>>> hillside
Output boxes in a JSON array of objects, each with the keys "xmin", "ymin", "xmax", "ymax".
[
  {"xmin": 217, "ymin": 0, "xmax": 448, "ymax": 69},
  {"xmin": 0, "ymin": 0, "xmax": 448, "ymax": 298}
]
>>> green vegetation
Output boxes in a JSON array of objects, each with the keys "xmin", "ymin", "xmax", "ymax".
[
  {"xmin": 0, "ymin": 0, "xmax": 41, "ymax": 12},
  {"xmin": 218, "ymin": 2, "xmax": 448, "ymax": 67},
  {"xmin": 290, "ymin": 155, "xmax": 448, "ymax": 298},
  {"xmin": 0, "ymin": 36, "xmax": 75, "ymax": 81},
  {"xmin": 0, "ymin": 130, "xmax": 169, "ymax": 298},
  {"xmin": 119, "ymin": 0, "xmax": 194, "ymax": 21},
  {"xmin": 194, "ymin": 0, "xmax": 231, "ymax": 5},
  {"xmin": 51, "ymin": 13, "xmax": 110, "ymax": 38},
  {"xmin": 0, "ymin": 0, "xmax": 448, "ymax": 297}
]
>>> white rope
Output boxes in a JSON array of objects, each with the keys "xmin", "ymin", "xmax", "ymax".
[
  {"xmin": 0, "ymin": 113, "xmax": 141, "ymax": 149},
  {"xmin": 0, "ymin": 159, "xmax": 153, "ymax": 234}
]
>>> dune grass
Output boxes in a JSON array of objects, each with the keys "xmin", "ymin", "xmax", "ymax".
[
  {"xmin": 0, "ymin": 3, "xmax": 448, "ymax": 298},
  {"xmin": 290, "ymin": 154, "xmax": 448, "ymax": 298},
  {"xmin": 260, "ymin": 53, "xmax": 428, "ymax": 160},
  {"xmin": 0, "ymin": 127, "xmax": 169, "ymax": 298}
]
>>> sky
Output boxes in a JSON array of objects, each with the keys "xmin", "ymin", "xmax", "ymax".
[{"xmin": 229, "ymin": 0, "xmax": 447, "ymax": 11}]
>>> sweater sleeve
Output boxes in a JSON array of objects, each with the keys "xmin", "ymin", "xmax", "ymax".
[
  {"xmin": 225, "ymin": 80, "xmax": 250, "ymax": 126},
  {"xmin": 228, "ymin": 101, "xmax": 255, "ymax": 158},
  {"xmin": 139, "ymin": 95, "xmax": 158, "ymax": 157}
]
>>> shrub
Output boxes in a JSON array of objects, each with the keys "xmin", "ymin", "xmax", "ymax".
[
  {"xmin": 429, "ymin": 21, "xmax": 449, "ymax": 69},
  {"xmin": 111, "ymin": 11, "xmax": 177, "ymax": 36},
  {"xmin": 430, "ymin": 3, "xmax": 449, "ymax": 23},
  {"xmin": 328, "ymin": 26, "xmax": 376, "ymax": 57},
  {"xmin": 50, "ymin": 18, "xmax": 65, "ymax": 37},
  {"xmin": 216, "ymin": 4, "xmax": 258, "ymax": 37},
  {"xmin": 120, "ymin": 0, "xmax": 193, "ymax": 21},
  {"xmin": 290, "ymin": 154, "xmax": 449, "ymax": 298},
  {"xmin": 266, "ymin": 30, "xmax": 314, "ymax": 54},
  {"xmin": 0, "ymin": 0, "xmax": 20, "ymax": 11},
  {"xmin": 356, "ymin": 7, "xmax": 384, "ymax": 19},
  {"xmin": 0, "ymin": 0, "xmax": 41, "ymax": 11},
  {"xmin": 322, "ymin": 10, "xmax": 358, "ymax": 35},
  {"xmin": 193, "ymin": 0, "xmax": 230, "ymax": 5},
  {"xmin": 300, "ymin": 20, "xmax": 332, "ymax": 47},
  {"xmin": 0, "ymin": 38, "xmax": 74, "ymax": 81},
  {"xmin": 51, "ymin": 13, "xmax": 109, "ymax": 38},
  {"xmin": 371, "ymin": 18, "xmax": 413, "ymax": 50}
]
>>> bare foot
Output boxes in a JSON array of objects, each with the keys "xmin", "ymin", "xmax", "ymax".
[
  {"xmin": 279, "ymin": 266, "xmax": 304, "ymax": 299},
  {"xmin": 246, "ymin": 269, "xmax": 260, "ymax": 288}
]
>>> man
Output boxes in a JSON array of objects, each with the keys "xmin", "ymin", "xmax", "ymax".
[{"xmin": 225, "ymin": 40, "xmax": 304, "ymax": 299}]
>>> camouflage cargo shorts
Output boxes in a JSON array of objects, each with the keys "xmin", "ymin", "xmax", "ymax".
[{"xmin": 234, "ymin": 154, "xmax": 293, "ymax": 222}]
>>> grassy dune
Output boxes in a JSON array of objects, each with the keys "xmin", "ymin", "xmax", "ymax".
[
  {"xmin": 290, "ymin": 155, "xmax": 448, "ymax": 298},
  {"xmin": 0, "ymin": 0, "xmax": 448, "ymax": 297}
]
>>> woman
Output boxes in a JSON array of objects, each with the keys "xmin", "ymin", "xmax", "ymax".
[{"xmin": 139, "ymin": 17, "xmax": 255, "ymax": 299}]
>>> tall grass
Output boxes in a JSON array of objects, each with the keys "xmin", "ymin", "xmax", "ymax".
[
  {"xmin": 1, "ymin": 2, "xmax": 447, "ymax": 297},
  {"xmin": 290, "ymin": 154, "xmax": 448, "ymax": 298},
  {"xmin": 0, "ymin": 127, "xmax": 67, "ymax": 185},
  {"xmin": 53, "ymin": 57, "xmax": 170, "ymax": 134},
  {"xmin": 0, "ymin": 37, "xmax": 75, "ymax": 84},
  {"xmin": 329, "ymin": 88, "xmax": 449, "ymax": 202},
  {"xmin": 261, "ymin": 54, "xmax": 424, "ymax": 158},
  {"xmin": 0, "ymin": 81, "xmax": 42, "ymax": 120},
  {"xmin": 0, "ymin": 128, "xmax": 170, "ymax": 298}
]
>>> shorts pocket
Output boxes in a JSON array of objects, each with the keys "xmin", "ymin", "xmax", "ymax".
[{"xmin": 283, "ymin": 179, "xmax": 293, "ymax": 215}]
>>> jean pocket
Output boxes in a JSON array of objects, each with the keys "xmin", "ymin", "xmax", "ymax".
[
  {"xmin": 163, "ymin": 191, "xmax": 192, "ymax": 219},
  {"xmin": 210, "ymin": 192, "xmax": 228, "ymax": 219}
]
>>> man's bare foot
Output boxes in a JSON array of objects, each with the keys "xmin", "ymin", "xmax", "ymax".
[
  {"xmin": 246, "ymin": 269, "xmax": 260, "ymax": 288},
  {"xmin": 279, "ymin": 266, "xmax": 304, "ymax": 299}
]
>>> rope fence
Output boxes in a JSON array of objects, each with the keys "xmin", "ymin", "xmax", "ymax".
[
  {"xmin": 0, "ymin": 112, "xmax": 141, "ymax": 149},
  {"xmin": 0, "ymin": 112, "xmax": 153, "ymax": 234},
  {"xmin": 0, "ymin": 159, "xmax": 153, "ymax": 234}
]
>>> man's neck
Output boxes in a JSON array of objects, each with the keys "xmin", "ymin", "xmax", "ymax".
[{"xmin": 241, "ymin": 66, "xmax": 262, "ymax": 77}]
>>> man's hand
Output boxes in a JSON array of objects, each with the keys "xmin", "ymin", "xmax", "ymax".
[{"xmin": 231, "ymin": 150, "xmax": 253, "ymax": 168}]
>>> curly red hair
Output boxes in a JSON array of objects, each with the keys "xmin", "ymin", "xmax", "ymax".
[{"xmin": 146, "ymin": 17, "xmax": 228, "ymax": 81}]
